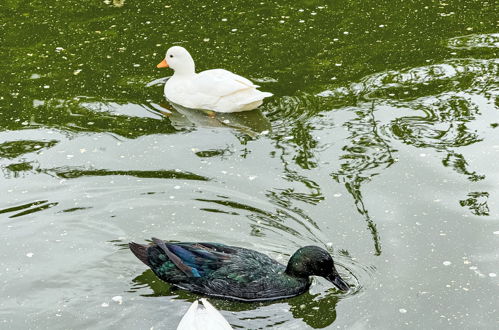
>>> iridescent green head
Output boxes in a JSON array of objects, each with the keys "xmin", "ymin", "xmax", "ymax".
[{"xmin": 285, "ymin": 246, "xmax": 349, "ymax": 291}]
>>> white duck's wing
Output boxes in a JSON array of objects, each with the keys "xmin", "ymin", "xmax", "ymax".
[
  {"xmin": 177, "ymin": 299, "xmax": 233, "ymax": 330},
  {"xmin": 196, "ymin": 69, "xmax": 259, "ymax": 96},
  {"xmin": 192, "ymin": 69, "xmax": 272, "ymax": 112}
]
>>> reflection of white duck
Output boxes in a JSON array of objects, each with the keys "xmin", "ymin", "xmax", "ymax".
[
  {"xmin": 177, "ymin": 298, "xmax": 233, "ymax": 330},
  {"xmin": 157, "ymin": 46, "xmax": 273, "ymax": 113}
]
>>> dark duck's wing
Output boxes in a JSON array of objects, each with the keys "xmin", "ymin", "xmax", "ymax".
[{"xmin": 129, "ymin": 238, "xmax": 239, "ymax": 283}]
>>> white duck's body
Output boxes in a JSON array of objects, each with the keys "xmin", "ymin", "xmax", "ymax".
[
  {"xmin": 158, "ymin": 46, "xmax": 272, "ymax": 113},
  {"xmin": 177, "ymin": 298, "xmax": 233, "ymax": 330}
]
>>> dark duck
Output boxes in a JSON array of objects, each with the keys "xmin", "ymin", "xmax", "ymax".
[{"xmin": 129, "ymin": 238, "xmax": 350, "ymax": 302}]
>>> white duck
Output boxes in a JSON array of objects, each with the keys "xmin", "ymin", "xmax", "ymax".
[
  {"xmin": 177, "ymin": 298, "xmax": 233, "ymax": 330},
  {"xmin": 157, "ymin": 46, "xmax": 273, "ymax": 113}
]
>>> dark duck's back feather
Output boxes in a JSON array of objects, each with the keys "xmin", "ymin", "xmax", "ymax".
[{"xmin": 129, "ymin": 238, "xmax": 349, "ymax": 302}]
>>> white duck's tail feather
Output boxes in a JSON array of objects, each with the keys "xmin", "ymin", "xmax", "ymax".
[{"xmin": 236, "ymin": 90, "xmax": 273, "ymax": 106}]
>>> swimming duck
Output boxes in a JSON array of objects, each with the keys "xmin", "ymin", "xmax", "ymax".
[
  {"xmin": 177, "ymin": 298, "xmax": 233, "ymax": 330},
  {"xmin": 156, "ymin": 46, "xmax": 273, "ymax": 113},
  {"xmin": 129, "ymin": 238, "xmax": 349, "ymax": 302}
]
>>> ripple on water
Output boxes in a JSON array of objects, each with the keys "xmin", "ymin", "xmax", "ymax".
[
  {"xmin": 447, "ymin": 33, "xmax": 499, "ymax": 49},
  {"xmin": 335, "ymin": 254, "xmax": 376, "ymax": 298},
  {"xmin": 317, "ymin": 58, "xmax": 498, "ymax": 102}
]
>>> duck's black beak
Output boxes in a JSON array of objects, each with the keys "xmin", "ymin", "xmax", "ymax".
[{"xmin": 326, "ymin": 272, "xmax": 350, "ymax": 291}]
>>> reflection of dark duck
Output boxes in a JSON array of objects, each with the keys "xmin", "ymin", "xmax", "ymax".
[{"xmin": 129, "ymin": 238, "xmax": 349, "ymax": 302}]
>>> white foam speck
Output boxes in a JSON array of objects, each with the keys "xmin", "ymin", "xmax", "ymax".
[
  {"xmin": 112, "ymin": 296, "xmax": 123, "ymax": 304},
  {"xmin": 442, "ymin": 261, "xmax": 452, "ymax": 266}
]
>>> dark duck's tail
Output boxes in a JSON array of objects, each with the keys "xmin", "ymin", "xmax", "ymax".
[{"xmin": 129, "ymin": 242, "xmax": 150, "ymax": 266}]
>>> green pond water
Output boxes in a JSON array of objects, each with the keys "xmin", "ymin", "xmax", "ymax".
[{"xmin": 1, "ymin": 0, "xmax": 498, "ymax": 329}]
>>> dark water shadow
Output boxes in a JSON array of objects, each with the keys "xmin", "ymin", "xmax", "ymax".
[
  {"xmin": 38, "ymin": 166, "xmax": 210, "ymax": 181},
  {"xmin": 0, "ymin": 140, "xmax": 59, "ymax": 159},
  {"xmin": 0, "ymin": 200, "xmax": 58, "ymax": 218}
]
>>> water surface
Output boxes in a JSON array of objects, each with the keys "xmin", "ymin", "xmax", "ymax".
[{"xmin": 1, "ymin": 0, "xmax": 498, "ymax": 329}]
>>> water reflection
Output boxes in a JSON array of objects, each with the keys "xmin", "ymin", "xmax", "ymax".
[
  {"xmin": 0, "ymin": 200, "xmax": 59, "ymax": 218},
  {"xmin": 389, "ymin": 94, "xmax": 481, "ymax": 149},
  {"xmin": 0, "ymin": 98, "xmax": 179, "ymax": 138},
  {"xmin": 2, "ymin": 161, "xmax": 35, "ymax": 179},
  {"xmin": 447, "ymin": 33, "xmax": 499, "ymax": 49},
  {"xmin": 0, "ymin": 140, "xmax": 58, "ymax": 159},
  {"xmin": 331, "ymin": 102, "xmax": 395, "ymax": 255},
  {"xmin": 459, "ymin": 192, "xmax": 490, "ymax": 216},
  {"xmin": 195, "ymin": 197, "xmax": 314, "ymax": 240},
  {"xmin": 317, "ymin": 58, "xmax": 498, "ymax": 102},
  {"xmin": 316, "ymin": 57, "xmax": 497, "ymax": 254},
  {"xmin": 288, "ymin": 292, "xmax": 339, "ymax": 329},
  {"xmin": 442, "ymin": 151, "xmax": 485, "ymax": 182},
  {"xmin": 40, "ymin": 166, "xmax": 210, "ymax": 181},
  {"xmin": 148, "ymin": 102, "xmax": 272, "ymax": 136}
]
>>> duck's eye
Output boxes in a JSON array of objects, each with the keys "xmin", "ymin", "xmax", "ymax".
[{"xmin": 169, "ymin": 55, "xmax": 173, "ymax": 58}]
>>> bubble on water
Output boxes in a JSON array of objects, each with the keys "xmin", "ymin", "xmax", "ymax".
[{"xmin": 442, "ymin": 261, "xmax": 452, "ymax": 266}]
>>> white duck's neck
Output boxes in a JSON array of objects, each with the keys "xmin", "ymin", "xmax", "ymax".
[{"xmin": 173, "ymin": 56, "xmax": 196, "ymax": 77}]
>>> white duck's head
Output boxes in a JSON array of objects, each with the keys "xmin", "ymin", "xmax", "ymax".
[{"xmin": 157, "ymin": 46, "xmax": 195, "ymax": 75}]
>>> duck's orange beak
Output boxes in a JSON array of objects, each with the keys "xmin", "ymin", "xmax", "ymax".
[{"xmin": 157, "ymin": 59, "xmax": 169, "ymax": 68}]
